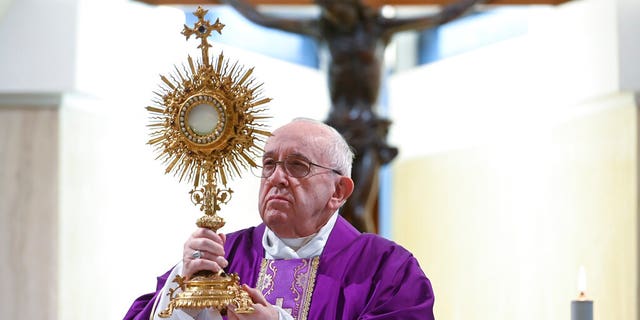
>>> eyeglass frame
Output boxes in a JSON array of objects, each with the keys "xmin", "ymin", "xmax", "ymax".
[{"xmin": 253, "ymin": 154, "xmax": 342, "ymax": 179}]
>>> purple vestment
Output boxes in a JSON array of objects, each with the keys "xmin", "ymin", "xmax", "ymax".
[
  {"xmin": 124, "ymin": 216, "xmax": 435, "ymax": 319},
  {"xmin": 256, "ymin": 257, "xmax": 320, "ymax": 319}
]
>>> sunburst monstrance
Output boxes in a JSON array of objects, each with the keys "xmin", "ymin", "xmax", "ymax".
[{"xmin": 146, "ymin": 6, "xmax": 271, "ymax": 316}]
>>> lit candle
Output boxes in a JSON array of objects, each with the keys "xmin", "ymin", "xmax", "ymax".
[{"xmin": 571, "ymin": 266, "xmax": 593, "ymax": 320}]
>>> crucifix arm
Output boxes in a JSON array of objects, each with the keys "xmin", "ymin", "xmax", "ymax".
[
  {"xmin": 381, "ymin": 0, "xmax": 488, "ymax": 37},
  {"xmin": 217, "ymin": 0, "xmax": 321, "ymax": 38}
]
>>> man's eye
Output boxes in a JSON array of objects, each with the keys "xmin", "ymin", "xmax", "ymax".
[
  {"xmin": 287, "ymin": 159, "xmax": 308, "ymax": 170},
  {"xmin": 262, "ymin": 159, "xmax": 276, "ymax": 167}
]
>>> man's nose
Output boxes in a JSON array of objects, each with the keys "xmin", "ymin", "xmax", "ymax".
[{"xmin": 267, "ymin": 162, "xmax": 289, "ymax": 183}]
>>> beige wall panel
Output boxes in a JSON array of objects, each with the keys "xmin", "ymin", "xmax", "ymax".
[
  {"xmin": 0, "ymin": 106, "xmax": 58, "ymax": 320},
  {"xmin": 392, "ymin": 102, "xmax": 637, "ymax": 320}
]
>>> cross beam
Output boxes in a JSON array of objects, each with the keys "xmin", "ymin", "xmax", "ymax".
[{"xmin": 136, "ymin": 0, "xmax": 570, "ymax": 6}]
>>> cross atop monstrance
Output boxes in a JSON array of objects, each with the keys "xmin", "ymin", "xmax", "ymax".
[{"xmin": 182, "ymin": 7, "xmax": 225, "ymax": 63}]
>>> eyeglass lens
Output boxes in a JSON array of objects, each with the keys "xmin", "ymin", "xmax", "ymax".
[{"xmin": 261, "ymin": 156, "xmax": 310, "ymax": 178}]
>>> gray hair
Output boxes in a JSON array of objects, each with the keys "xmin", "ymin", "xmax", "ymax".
[{"xmin": 290, "ymin": 118, "xmax": 354, "ymax": 177}]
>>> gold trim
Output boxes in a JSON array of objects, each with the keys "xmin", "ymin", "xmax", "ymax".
[
  {"xmin": 298, "ymin": 256, "xmax": 320, "ymax": 320},
  {"xmin": 291, "ymin": 259, "xmax": 308, "ymax": 303},
  {"xmin": 256, "ymin": 259, "xmax": 270, "ymax": 292}
]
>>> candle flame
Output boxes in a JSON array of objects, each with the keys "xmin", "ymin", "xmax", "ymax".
[{"xmin": 577, "ymin": 265, "xmax": 587, "ymax": 296}]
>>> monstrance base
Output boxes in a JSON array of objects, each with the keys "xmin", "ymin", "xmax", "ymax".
[{"xmin": 158, "ymin": 271, "xmax": 254, "ymax": 317}]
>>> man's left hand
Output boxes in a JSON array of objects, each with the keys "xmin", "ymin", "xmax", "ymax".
[{"xmin": 227, "ymin": 284, "xmax": 279, "ymax": 320}]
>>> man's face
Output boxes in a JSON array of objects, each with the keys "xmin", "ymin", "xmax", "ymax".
[{"xmin": 257, "ymin": 122, "xmax": 342, "ymax": 238}]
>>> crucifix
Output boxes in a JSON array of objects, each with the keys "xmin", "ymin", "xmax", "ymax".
[
  {"xmin": 217, "ymin": 0, "xmax": 490, "ymax": 234},
  {"xmin": 137, "ymin": 0, "xmax": 572, "ymax": 234}
]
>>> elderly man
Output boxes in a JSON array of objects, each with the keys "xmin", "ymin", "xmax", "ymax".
[
  {"xmin": 221, "ymin": 0, "xmax": 485, "ymax": 234},
  {"xmin": 125, "ymin": 118, "xmax": 434, "ymax": 320}
]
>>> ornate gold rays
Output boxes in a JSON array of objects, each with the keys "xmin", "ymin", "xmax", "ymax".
[
  {"xmin": 147, "ymin": 6, "xmax": 271, "ymax": 227},
  {"xmin": 148, "ymin": 7, "xmax": 270, "ymax": 316}
]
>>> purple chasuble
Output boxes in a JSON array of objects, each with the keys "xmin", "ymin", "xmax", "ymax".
[{"xmin": 124, "ymin": 216, "xmax": 435, "ymax": 320}]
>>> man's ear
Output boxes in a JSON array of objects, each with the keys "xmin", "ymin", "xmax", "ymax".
[{"xmin": 330, "ymin": 176, "xmax": 354, "ymax": 208}]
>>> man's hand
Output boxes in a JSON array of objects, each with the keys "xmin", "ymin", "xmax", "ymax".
[
  {"xmin": 227, "ymin": 284, "xmax": 279, "ymax": 320},
  {"xmin": 183, "ymin": 228, "xmax": 228, "ymax": 278}
]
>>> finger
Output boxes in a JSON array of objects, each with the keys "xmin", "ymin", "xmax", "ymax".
[
  {"xmin": 183, "ymin": 229, "xmax": 225, "ymax": 257},
  {"xmin": 183, "ymin": 259, "xmax": 224, "ymax": 278},
  {"xmin": 183, "ymin": 247, "xmax": 228, "ymax": 267},
  {"xmin": 229, "ymin": 300, "xmax": 277, "ymax": 320},
  {"xmin": 184, "ymin": 232, "xmax": 225, "ymax": 258},
  {"xmin": 227, "ymin": 304, "xmax": 267, "ymax": 320},
  {"xmin": 189, "ymin": 237, "xmax": 226, "ymax": 257},
  {"xmin": 226, "ymin": 305, "xmax": 240, "ymax": 320},
  {"xmin": 183, "ymin": 250, "xmax": 201, "ymax": 267},
  {"xmin": 214, "ymin": 255, "xmax": 229, "ymax": 269},
  {"xmin": 192, "ymin": 228, "xmax": 224, "ymax": 241},
  {"xmin": 188, "ymin": 228, "xmax": 225, "ymax": 249},
  {"xmin": 187, "ymin": 229, "xmax": 224, "ymax": 247},
  {"xmin": 182, "ymin": 229, "xmax": 229, "ymax": 277},
  {"xmin": 182, "ymin": 246, "xmax": 208, "ymax": 264},
  {"xmin": 242, "ymin": 284, "xmax": 269, "ymax": 306}
]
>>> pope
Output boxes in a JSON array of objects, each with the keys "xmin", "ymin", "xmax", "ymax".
[{"xmin": 124, "ymin": 118, "xmax": 435, "ymax": 320}]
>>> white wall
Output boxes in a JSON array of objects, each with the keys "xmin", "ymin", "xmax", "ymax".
[
  {"xmin": 388, "ymin": 0, "xmax": 638, "ymax": 319},
  {"xmin": 0, "ymin": 0, "xmax": 77, "ymax": 92}
]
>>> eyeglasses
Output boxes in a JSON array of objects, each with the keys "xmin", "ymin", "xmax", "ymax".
[{"xmin": 253, "ymin": 155, "xmax": 342, "ymax": 179}]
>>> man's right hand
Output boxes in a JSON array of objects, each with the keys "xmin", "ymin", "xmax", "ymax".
[{"xmin": 183, "ymin": 228, "xmax": 228, "ymax": 278}]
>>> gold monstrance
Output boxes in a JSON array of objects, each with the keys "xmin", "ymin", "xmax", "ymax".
[{"xmin": 146, "ymin": 7, "xmax": 271, "ymax": 317}]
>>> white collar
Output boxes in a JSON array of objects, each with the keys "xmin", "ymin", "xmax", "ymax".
[{"xmin": 262, "ymin": 211, "xmax": 339, "ymax": 259}]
